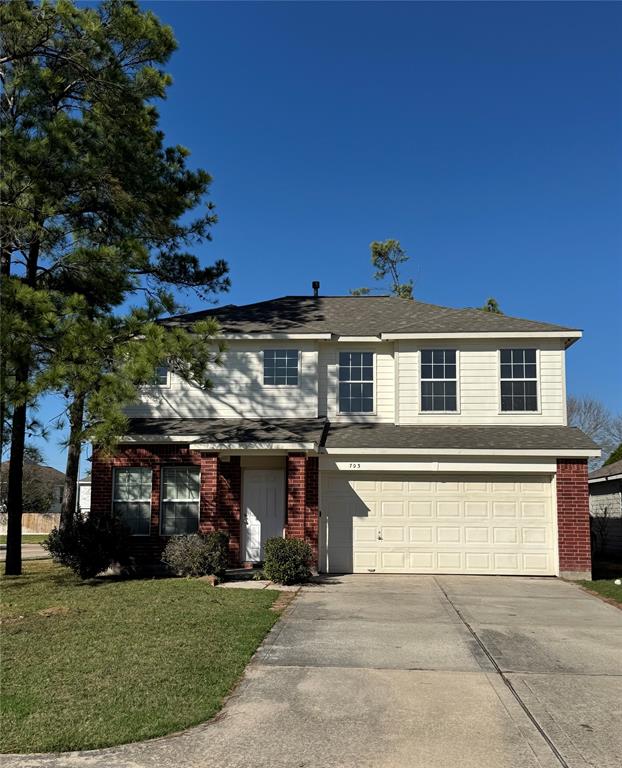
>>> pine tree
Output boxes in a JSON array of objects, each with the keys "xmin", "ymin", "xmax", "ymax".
[{"xmin": 1, "ymin": 0, "xmax": 229, "ymax": 574}]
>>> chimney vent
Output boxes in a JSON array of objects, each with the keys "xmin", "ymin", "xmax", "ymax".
[{"xmin": 312, "ymin": 281, "xmax": 320, "ymax": 298}]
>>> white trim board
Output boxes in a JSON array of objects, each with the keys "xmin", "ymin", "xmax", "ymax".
[{"xmin": 322, "ymin": 447, "xmax": 599, "ymax": 457}]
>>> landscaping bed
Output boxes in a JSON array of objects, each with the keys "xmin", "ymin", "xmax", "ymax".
[{"xmin": 0, "ymin": 560, "xmax": 281, "ymax": 753}]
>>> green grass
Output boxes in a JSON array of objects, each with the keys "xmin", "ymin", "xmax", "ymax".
[
  {"xmin": 0, "ymin": 535, "xmax": 47, "ymax": 545},
  {"xmin": 578, "ymin": 579, "xmax": 622, "ymax": 605},
  {"xmin": 0, "ymin": 561, "xmax": 281, "ymax": 754}
]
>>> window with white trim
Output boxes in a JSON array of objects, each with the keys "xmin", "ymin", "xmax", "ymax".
[
  {"xmin": 420, "ymin": 349, "xmax": 457, "ymax": 412},
  {"xmin": 339, "ymin": 352, "xmax": 374, "ymax": 413},
  {"xmin": 161, "ymin": 466, "xmax": 200, "ymax": 535},
  {"xmin": 263, "ymin": 350, "xmax": 299, "ymax": 385},
  {"xmin": 153, "ymin": 365, "xmax": 169, "ymax": 386},
  {"xmin": 500, "ymin": 349, "xmax": 538, "ymax": 411},
  {"xmin": 113, "ymin": 468, "xmax": 152, "ymax": 536}
]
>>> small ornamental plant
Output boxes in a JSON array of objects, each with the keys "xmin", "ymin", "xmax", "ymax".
[
  {"xmin": 263, "ymin": 537, "xmax": 312, "ymax": 585},
  {"xmin": 44, "ymin": 513, "xmax": 131, "ymax": 580},
  {"xmin": 162, "ymin": 531, "xmax": 229, "ymax": 578}
]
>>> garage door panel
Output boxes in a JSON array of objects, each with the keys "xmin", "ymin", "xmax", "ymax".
[{"xmin": 322, "ymin": 472, "xmax": 556, "ymax": 575}]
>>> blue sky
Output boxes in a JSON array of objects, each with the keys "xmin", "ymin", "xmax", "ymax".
[{"xmin": 33, "ymin": 1, "xmax": 622, "ymax": 470}]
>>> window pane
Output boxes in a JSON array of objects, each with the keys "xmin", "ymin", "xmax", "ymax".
[
  {"xmin": 500, "ymin": 364, "xmax": 511, "ymax": 379},
  {"xmin": 153, "ymin": 365, "xmax": 168, "ymax": 385},
  {"xmin": 500, "ymin": 349, "xmax": 511, "ymax": 364},
  {"xmin": 339, "ymin": 351, "xmax": 374, "ymax": 412},
  {"xmin": 525, "ymin": 364, "xmax": 536, "ymax": 379},
  {"xmin": 525, "ymin": 381, "xmax": 537, "ymax": 396},
  {"xmin": 421, "ymin": 381, "xmax": 433, "ymax": 396},
  {"xmin": 446, "ymin": 396, "xmax": 457, "ymax": 411},
  {"xmin": 445, "ymin": 350, "xmax": 456, "ymax": 364},
  {"xmin": 525, "ymin": 349, "xmax": 536, "ymax": 364},
  {"xmin": 445, "ymin": 364, "xmax": 456, "ymax": 379},
  {"xmin": 421, "ymin": 364, "xmax": 433, "ymax": 379},
  {"xmin": 421, "ymin": 350, "xmax": 432, "ymax": 364},
  {"xmin": 264, "ymin": 350, "xmax": 298, "ymax": 386},
  {"xmin": 445, "ymin": 381, "xmax": 456, "ymax": 396},
  {"xmin": 421, "ymin": 396, "xmax": 433, "ymax": 411}
]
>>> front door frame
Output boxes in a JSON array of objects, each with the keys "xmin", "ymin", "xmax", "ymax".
[{"xmin": 241, "ymin": 468, "xmax": 286, "ymax": 563}]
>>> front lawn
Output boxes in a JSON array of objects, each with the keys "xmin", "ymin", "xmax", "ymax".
[
  {"xmin": 578, "ymin": 579, "xmax": 622, "ymax": 606},
  {"xmin": 0, "ymin": 561, "xmax": 281, "ymax": 753}
]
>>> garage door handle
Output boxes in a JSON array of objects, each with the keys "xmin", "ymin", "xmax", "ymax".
[{"xmin": 377, "ymin": 531, "xmax": 383, "ymax": 540}]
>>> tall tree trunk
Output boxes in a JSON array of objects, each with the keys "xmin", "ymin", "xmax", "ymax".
[
  {"xmin": 4, "ymin": 365, "xmax": 27, "ymax": 576},
  {"xmin": 60, "ymin": 394, "xmax": 85, "ymax": 529},
  {"xmin": 5, "ymin": 231, "xmax": 40, "ymax": 574}
]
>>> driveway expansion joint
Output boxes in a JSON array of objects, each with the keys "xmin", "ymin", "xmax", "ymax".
[{"xmin": 433, "ymin": 576, "xmax": 571, "ymax": 768}]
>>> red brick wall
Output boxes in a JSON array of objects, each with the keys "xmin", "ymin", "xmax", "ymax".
[
  {"xmin": 556, "ymin": 459, "xmax": 592, "ymax": 576},
  {"xmin": 286, "ymin": 453, "xmax": 319, "ymax": 564},
  {"xmin": 91, "ymin": 446, "xmax": 237, "ymax": 566},
  {"xmin": 286, "ymin": 454, "xmax": 306, "ymax": 542},
  {"xmin": 217, "ymin": 457, "xmax": 241, "ymax": 564}
]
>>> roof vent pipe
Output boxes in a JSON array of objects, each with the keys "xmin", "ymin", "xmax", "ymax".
[{"xmin": 312, "ymin": 280, "xmax": 320, "ymax": 298}]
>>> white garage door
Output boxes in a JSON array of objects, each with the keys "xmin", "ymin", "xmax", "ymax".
[{"xmin": 321, "ymin": 473, "xmax": 557, "ymax": 575}]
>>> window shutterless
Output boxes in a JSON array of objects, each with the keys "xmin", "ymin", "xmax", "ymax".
[
  {"xmin": 263, "ymin": 350, "xmax": 299, "ymax": 386},
  {"xmin": 160, "ymin": 466, "xmax": 200, "ymax": 535},
  {"xmin": 420, "ymin": 349, "xmax": 457, "ymax": 412},
  {"xmin": 339, "ymin": 352, "xmax": 374, "ymax": 413},
  {"xmin": 153, "ymin": 365, "xmax": 169, "ymax": 386},
  {"xmin": 500, "ymin": 349, "xmax": 538, "ymax": 411},
  {"xmin": 112, "ymin": 468, "xmax": 152, "ymax": 536}
]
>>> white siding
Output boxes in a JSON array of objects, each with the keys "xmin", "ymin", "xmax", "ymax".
[
  {"xmin": 125, "ymin": 340, "xmax": 318, "ymax": 419},
  {"xmin": 318, "ymin": 343, "xmax": 395, "ymax": 423},
  {"xmin": 127, "ymin": 336, "xmax": 568, "ymax": 427},
  {"xmin": 397, "ymin": 339, "xmax": 566, "ymax": 425}
]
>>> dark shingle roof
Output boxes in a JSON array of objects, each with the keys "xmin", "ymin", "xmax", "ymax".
[
  {"xmin": 124, "ymin": 419, "xmax": 597, "ymax": 454},
  {"xmin": 165, "ymin": 296, "xmax": 578, "ymax": 337},
  {"xmin": 126, "ymin": 418, "xmax": 328, "ymax": 446},
  {"xmin": 325, "ymin": 424, "xmax": 598, "ymax": 452},
  {"xmin": 589, "ymin": 458, "xmax": 622, "ymax": 480}
]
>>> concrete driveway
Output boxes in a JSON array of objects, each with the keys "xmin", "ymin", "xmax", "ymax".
[{"xmin": 5, "ymin": 575, "xmax": 622, "ymax": 768}]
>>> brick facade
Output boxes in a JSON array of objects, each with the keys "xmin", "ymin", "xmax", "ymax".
[
  {"xmin": 285, "ymin": 453, "xmax": 319, "ymax": 561},
  {"xmin": 556, "ymin": 458, "xmax": 592, "ymax": 578},
  {"xmin": 91, "ymin": 446, "xmax": 319, "ymax": 570}
]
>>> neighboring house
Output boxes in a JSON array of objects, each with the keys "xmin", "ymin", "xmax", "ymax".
[
  {"xmin": 588, "ymin": 459, "xmax": 622, "ymax": 559},
  {"xmin": 0, "ymin": 461, "xmax": 64, "ymax": 535},
  {"xmin": 77, "ymin": 477, "xmax": 92, "ymax": 517},
  {"xmin": 91, "ymin": 289, "xmax": 599, "ymax": 579}
]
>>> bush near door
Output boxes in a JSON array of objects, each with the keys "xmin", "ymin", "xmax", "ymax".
[{"xmin": 263, "ymin": 537, "xmax": 312, "ymax": 585}]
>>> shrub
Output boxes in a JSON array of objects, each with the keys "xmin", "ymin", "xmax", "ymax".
[
  {"xmin": 162, "ymin": 531, "xmax": 229, "ymax": 578},
  {"xmin": 43, "ymin": 513, "xmax": 131, "ymax": 580},
  {"xmin": 263, "ymin": 537, "xmax": 312, "ymax": 585}
]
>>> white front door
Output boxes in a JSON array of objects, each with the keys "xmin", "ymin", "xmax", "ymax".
[{"xmin": 243, "ymin": 470, "xmax": 285, "ymax": 562}]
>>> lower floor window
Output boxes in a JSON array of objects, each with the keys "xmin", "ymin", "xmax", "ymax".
[
  {"xmin": 113, "ymin": 468, "xmax": 152, "ymax": 536},
  {"xmin": 161, "ymin": 466, "xmax": 200, "ymax": 535}
]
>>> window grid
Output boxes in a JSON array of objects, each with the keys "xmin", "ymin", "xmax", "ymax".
[
  {"xmin": 420, "ymin": 349, "xmax": 457, "ymax": 412},
  {"xmin": 153, "ymin": 365, "xmax": 169, "ymax": 386},
  {"xmin": 113, "ymin": 468, "xmax": 152, "ymax": 536},
  {"xmin": 500, "ymin": 349, "xmax": 538, "ymax": 412},
  {"xmin": 263, "ymin": 349, "xmax": 299, "ymax": 386},
  {"xmin": 161, "ymin": 466, "xmax": 201, "ymax": 536},
  {"xmin": 339, "ymin": 352, "xmax": 374, "ymax": 413}
]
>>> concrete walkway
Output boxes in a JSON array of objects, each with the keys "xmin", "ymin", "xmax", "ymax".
[
  {"xmin": 0, "ymin": 543, "xmax": 49, "ymax": 561},
  {"xmin": 4, "ymin": 575, "xmax": 622, "ymax": 768}
]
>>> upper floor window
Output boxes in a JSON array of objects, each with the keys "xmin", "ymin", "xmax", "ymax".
[
  {"xmin": 421, "ymin": 349, "xmax": 457, "ymax": 412},
  {"xmin": 161, "ymin": 466, "xmax": 200, "ymax": 535},
  {"xmin": 500, "ymin": 349, "xmax": 538, "ymax": 411},
  {"xmin": 113, "ymin": 468, "xmax": 152, "ymax": 536},
  {"xmin": 339, "ymin": 352, "xmax": 374, "ymax": 413},
  {"xmin": 263, "ymin": 350, "xmax": 299, "ymax": 386},
  {"xmin": 153, "ymin": 365, "xmax": 169, "ymax": 386}
]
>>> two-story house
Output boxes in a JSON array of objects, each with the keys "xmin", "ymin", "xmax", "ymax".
[{"xmin": 90, "ymin": 289, "xmax": 599, "ymax": 579}]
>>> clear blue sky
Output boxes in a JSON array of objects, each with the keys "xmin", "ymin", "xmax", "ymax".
[{"xmin": 33, "ymin": 1, "xmax": 622, "ymax": 470}]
